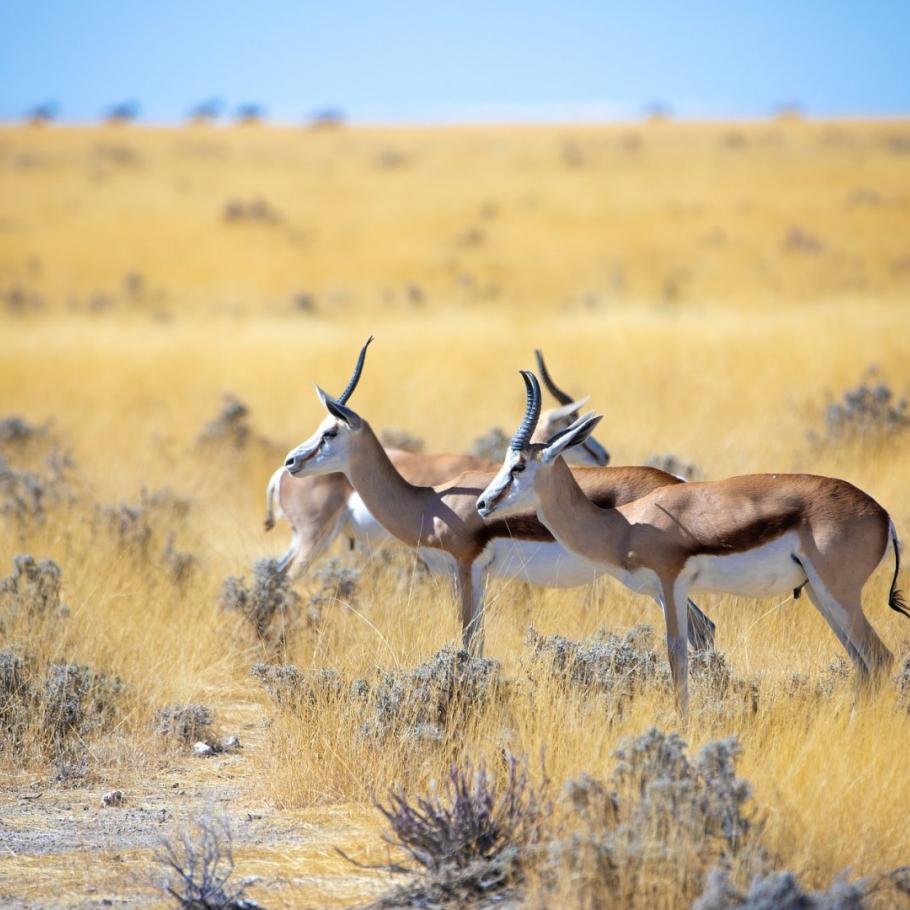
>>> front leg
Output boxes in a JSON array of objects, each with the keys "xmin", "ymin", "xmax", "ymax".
[
  {"xmin": 660, "ymin": 577, "xmax": 690, "ymax": 718},
  {"xmin": 456, "ymin": 559, "xmax": 484, "ymax": 656}
]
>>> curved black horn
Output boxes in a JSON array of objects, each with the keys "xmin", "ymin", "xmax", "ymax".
[
  {"xmin": 511, "ymin": 371, "xmax": 542, "ymax": 450},
  {"xmin": 534, "ymin": 349, "xmax": 573, "ymax": 406},
  {"xmin": 337, "ymin": 336, "xmax": 374, "ymax": 404}
]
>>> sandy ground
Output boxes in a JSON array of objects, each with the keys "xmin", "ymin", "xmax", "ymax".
[{"xmin": 0, "ymin": 702, "xmax": 389, "ymax": 909}]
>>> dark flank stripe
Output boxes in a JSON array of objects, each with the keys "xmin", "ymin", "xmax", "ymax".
[{"xmin": 480, "ymin": 488, "xmax": 633, "ymax": 546}]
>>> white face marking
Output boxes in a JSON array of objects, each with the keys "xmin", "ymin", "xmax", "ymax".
[
  {"xmin": 284, "ymin": 414, "xmax": 351, "ymax": 476},
  {"xmin": 476, "ymin": 449, "xmax": 541, "ymax": 518}
]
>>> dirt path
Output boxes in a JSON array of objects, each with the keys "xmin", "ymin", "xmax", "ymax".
[{"xmin": 0, "ymin": 702, "xmax": 388, "ymax": 909}]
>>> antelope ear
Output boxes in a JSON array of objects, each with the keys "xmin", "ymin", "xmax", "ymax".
[
  {"xmin": 315, "ymin": 385, "xmax": 363, "ymax": 430},
  {"xmin": 548, "ymin": 395, "xmax": 591, "ymax": 422},
  {"xmin": 541, "ymin": 412, "xmax": 603, "ymax": 464}
]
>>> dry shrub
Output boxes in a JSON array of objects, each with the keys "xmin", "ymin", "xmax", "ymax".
[
  {"xmin": 0, "ymin": 645, "xmax": 124, "ymax": 767},
  {"xmin": 539, "ymin": 728, "xmax": 759, "ymax": 908},
  {"xmin": 379, "ymin": 428, "xmax": 424, "ymax": 453},
  {"xmin": 694, "ymin": 867, "xmax": 867, "ymax": 910},
  {"xmin": 155, "ymin": 813, "xmax": 265, "ymax": 909},
  {"xmin": 524, "ymin": 624, "xmax": 668, "ymax": 712},
  {"xmin": 156, "ymin": 703, "xmax": 214, "ymax": 745},
  {"xmin": 250, "ymin": 664, "xmax": 344, "ymax": 707},
  {"xmin": 357, "ymin": 646, "xmax": 501, "ymax": 742},
  {"xmin": 0, "ymin": 554, "xmax": 65, "ymax": 630},
  {"xmin": 0, "ymin": 415, "xmax": 48, "ymax": 446},
  {"xmin": 645, "ymin": 452, "xmax": 702, "ymax": 480},
  {"xmin": 469, "ymin": 427, "xmax": 510, "ymax": 462},
  {"xmin": 254, "ymin": 646, "xmax": 500, "ymax": 745},
  {"xmin": 94, "ymin": 489, "xmax": 196, "ymax": 585},
  {"xmin": 0, "ymin": 449, "xmax": 75, "ymax": 524},
  {"xmin": 816, "ymin": 369, "xmax": 910, "ymax": 444},
  {"xmin": 198, "ymin": 393, "xmax": 252, "ymax": 449},
  {"xmin": 305, "ymin": 557, "xmax": 360, "ymax": 627},
  {"xmin": 221, "ymin": 558, "xmax": 301, "ymax": 649},
  {"xmin": 357, "ymin": 755, "xmax": 546, "ymax": 909}
]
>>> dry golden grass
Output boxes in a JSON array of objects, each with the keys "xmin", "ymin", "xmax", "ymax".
[{"xmin": 1, "ymin": 120, "xmax": 910, "ymax": 907}]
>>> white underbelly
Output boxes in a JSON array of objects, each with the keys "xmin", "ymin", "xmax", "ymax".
[
  {"xmin": 686, "ymin": 531, "xmax": 805, "ymax": 597},
  {"xmin": 485, "ymin": 538, "xmax": 661, "ymax": 596},
  {"xmin": 486, "ymin": 538, "xmax": 601, "ymax": 587},
  {"xmin": 346, "ymin": 493, "xmax": 391, "ymax": 547},
  {"xmin": 416, "ymin": 546, "xmax": 458, "ymax": 577}
]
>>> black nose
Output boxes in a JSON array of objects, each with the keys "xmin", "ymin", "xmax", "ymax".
[
  {"xmin": 477, "ymin": 498, "xmax": 487, "ymax": 511},
  {"xmin": 284, "ymin": 456, "xmax": 295, "ymax": 468}
]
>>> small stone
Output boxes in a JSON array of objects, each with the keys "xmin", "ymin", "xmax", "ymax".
[
  {"xmin": 192, "ymin": 741, "xmax": 215, "ymax": 757},
  {"xmin": 101, "ymin": 789, "xmax": 123, "ymax": 808},
  {"xmin": 223, "ymin": 735, "xmax": 241, "ymax": 750}
]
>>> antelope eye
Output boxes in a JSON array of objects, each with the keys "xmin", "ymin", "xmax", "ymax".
[
  {"xmin": 512, "ymin": 463, "xmax": 526, "ymax": 474},
  {"xmin": 324, "ymin": 429, "xmax": 338, "ymax": 439}
]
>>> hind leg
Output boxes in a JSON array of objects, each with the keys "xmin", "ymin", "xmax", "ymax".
[
  {"xmin": 804, "ymin": 584, "xmax": 869, "ymax": 677},
  {"xmin": 287, "ymin": 511, "xmax": 348, "ymax": 580},
  {"xmin": 805, "ymin": 579, "xmax": 893, "ymax": 685},
  {"xmin": 275, "ymin": 534, "xmax": 299, "ymax": 574},
  {"xmin": 686, "ymin": 599, "xmax": 716, "ymax": 652},
  {"xmin": 840, "ymin": 605, "xmax": 894, "ymax": 682}
]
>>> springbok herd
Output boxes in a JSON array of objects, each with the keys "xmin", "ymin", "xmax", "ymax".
[{"xmin": 272, "ymin": 338, "xmax": 907, "ymax": 714}]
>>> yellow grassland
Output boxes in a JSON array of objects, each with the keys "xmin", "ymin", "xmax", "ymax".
[{"xmin": 1, "ymin": 120, "xmax": 909, "ymax": 907}]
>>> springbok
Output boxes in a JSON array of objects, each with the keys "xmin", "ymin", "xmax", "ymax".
[
  {"xmin": 264, "ymin": 348, "xmax": 609, "ymax": 578},
  {"xmin": 476, "ymin": 371, "xmax": 908, "ymax": 713},
  {"xmin": 282, "ymin": 340, "xmax": 718, "ymax": 653}
]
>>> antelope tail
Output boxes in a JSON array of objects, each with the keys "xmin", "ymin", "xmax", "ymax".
[
  {"xmin": 264, "ymin": 467, "xmax": 284, "ymax": 532},
  {"xmin": 888, "ymin": 521, "xmax": 909, "ymax": 618}
]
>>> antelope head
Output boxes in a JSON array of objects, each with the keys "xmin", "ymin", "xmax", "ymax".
[
  {"xmin": 284, "ymin": 337, "xmax": 373, "ymax": 477},
  {"xmin": 534, "ymin": 350, "xmax": 609, "ymax": 466},
  {"xmin": 476, "ymin": 370, "xmax": 603, "ymax": 519}
]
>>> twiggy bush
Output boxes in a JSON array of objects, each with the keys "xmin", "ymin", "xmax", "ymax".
[
  {"xmin": 155, "ymin": 813, "xmax": 265, "ymax": 909},
  {"xmin": 355, "ymin": 755, "xmax": 547, "ymax": 908}
]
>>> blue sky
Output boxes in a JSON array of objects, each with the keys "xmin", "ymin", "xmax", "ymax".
[{"xmin": 1, "ymin": 1, "xmax": 908, "ymax": 123}]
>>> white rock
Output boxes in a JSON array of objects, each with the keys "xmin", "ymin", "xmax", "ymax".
[
  {"xmin": 192, "ymin": 741, "xmax": 215, "ymax": 757},
  {"xmin": 101, "ymin": 789, "xmax": 123, "ymax": 807}
]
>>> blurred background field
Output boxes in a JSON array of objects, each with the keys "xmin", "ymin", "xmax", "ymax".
[{"xmin": 2, "ymin": 117, "xmax": 910, "ymax": 907}]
